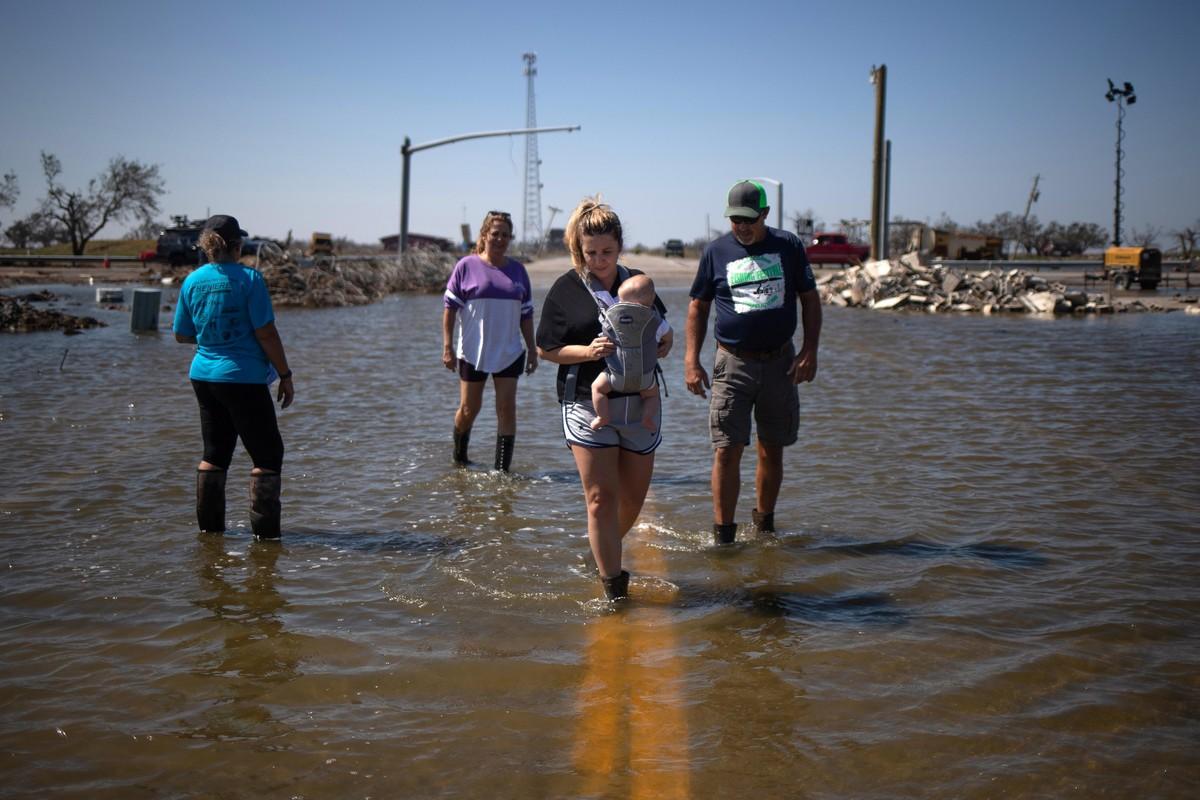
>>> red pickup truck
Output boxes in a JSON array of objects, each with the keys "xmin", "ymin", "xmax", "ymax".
[{"xmin": 805, "ymin": 232, "xmax": 869, "ymax": 265}]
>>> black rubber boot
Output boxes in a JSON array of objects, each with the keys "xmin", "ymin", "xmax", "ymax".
[
  {"xmin": 249, "ymin": 473, "xmax": 282, "ymax": 539},
  {"xmin": 601, "ymin": 570, "xmax": 630, "ymax": 601},
  {"xmin": 196, "ymin": 468, "xmax": 227, "ymax": 533},
  {"xmin": 453, "ymin": 428, "xmax": 471, "ymax": 465},
  {"xmin": 752, "ymin": 510, "xmax": 775, "ymax": 533},
  {"xmin": 494, "ymin": 434, "xmax": 515, "ymax": 472},
  {"xmin": 714, "ymin": 522, "xmax": 738, "ymax": 545}
]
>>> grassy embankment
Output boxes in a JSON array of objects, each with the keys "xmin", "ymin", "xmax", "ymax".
[{"xmin": 0, "ymin": 240, "xmax": 155, "ymax": 257}]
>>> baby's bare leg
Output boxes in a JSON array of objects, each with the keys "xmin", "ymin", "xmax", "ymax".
[
  {"xmin": 639, "ymin": 386, "xmax": 661, "ymax": 430},
  {"xmin": 590, "ymin": 373, "xmax": 613, "ymax": 430}
]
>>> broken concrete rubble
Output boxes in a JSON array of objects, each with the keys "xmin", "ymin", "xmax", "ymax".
[{"xmin": 818, "ymin": 254, "xmax": 1190, "ymax": 315}]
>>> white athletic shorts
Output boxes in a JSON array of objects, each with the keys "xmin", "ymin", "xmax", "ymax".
[{"xmin": 561, "ymin": 396, "xmax": 661, "ymax": 454}]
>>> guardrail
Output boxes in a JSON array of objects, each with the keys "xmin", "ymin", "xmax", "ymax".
[
  {"xmin": 934, "ymin": 259, "xmax": 1194, "ymax": 271},
  {"xmin": 0, "ymin": 254, "xmax": 144, "ymax": 265}
]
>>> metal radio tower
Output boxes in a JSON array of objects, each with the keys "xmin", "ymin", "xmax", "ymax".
[{"xmin": 522, "ymin": 53, "xmax": 543, "ymax": 246}]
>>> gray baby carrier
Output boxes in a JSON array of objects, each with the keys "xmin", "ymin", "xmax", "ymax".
[{"xmin": 588, "ymin": 268, "xmax": 663, "ymax": 394}]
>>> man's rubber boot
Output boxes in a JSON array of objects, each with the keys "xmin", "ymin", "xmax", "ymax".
[
  {"xmin": 494, "ymin": 434, "xmax": 515, "ymax": 472},
  {"xmin": 453, "ymin": 429, "xmax": 471, "ymax": 465},
  {"xmin": 714, "ymin": 522, "xmax": 738, "ymax": 545},
  {"xmin": 602, "ymin": 570, "xmax": 630, "ymax": 601},
  {"xmin": 196, "ymin": 468, "xmax": 227, "ymax": 533},
  {"xmin": 752, "ymin": 510, "xmax": 775, "ymax": 533},
  {"xmin": 249, "ymin": 472, "xmax": 282, "ymax": 539}
]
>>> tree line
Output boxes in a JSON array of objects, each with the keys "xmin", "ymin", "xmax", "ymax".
[{"xmin": 1, "ymin": 153, "xmax": 164, "ymax": 254}]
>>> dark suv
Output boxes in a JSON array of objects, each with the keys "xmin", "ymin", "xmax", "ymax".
[{"xmin": 664, "ymin": 239, "xmax": 685, "ymax": 257}]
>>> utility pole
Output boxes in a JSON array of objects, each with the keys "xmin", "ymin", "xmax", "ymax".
[
  {"xmin": 523, "ymin": 53, "xmax": 543, "ymax": 248},
  {"xmin": 1015, "ymin": 174, "xmax": 1040, "ymax": 259},
  {"xmin": 540, "ymin": 204, "xmax": 562, "ymax": 255},
  {"xmin": 883, "ymin": 139, "xmax": 891, "ymax": 259},
  {"xmin": 869, "ymin": 64, "xmax": 887, "ymax": 262}
]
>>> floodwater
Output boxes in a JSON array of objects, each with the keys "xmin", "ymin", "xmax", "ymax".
[{"xmin": 2, "ymin": 283, "xmax": 1199, "ymax": 799}]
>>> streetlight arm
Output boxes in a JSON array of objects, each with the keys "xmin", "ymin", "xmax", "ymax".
[
  {"xmin": 399, "ymin": 124, "xmax": 581, "ymax": 256},
  {"xmin": 405, "ymin": 125, "xmax": 581, "ymax": 155}
]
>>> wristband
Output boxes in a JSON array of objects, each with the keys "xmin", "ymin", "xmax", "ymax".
[{"xmin": 279, "ymin": 370, "xmax": 293, "ymax": 380}]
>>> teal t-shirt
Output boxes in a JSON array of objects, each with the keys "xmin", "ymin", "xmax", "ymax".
[{"xmin": 173, "ymin": 263, "xmax": 277, "ymax": 383}]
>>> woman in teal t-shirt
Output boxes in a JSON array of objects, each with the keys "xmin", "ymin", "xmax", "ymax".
[{"xmin": 173, "ymin": 215, "xmax": 294, "ymax": 538}]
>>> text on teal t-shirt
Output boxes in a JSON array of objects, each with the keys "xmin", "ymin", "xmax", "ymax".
[{"xmin": 173, "ymin": 263, "xmax": 276, "ymax": 383}]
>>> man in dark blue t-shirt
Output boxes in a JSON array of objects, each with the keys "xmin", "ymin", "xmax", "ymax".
[{"xmin": 685, "ymin": 180, "xmax": 823, "ymax": 544}]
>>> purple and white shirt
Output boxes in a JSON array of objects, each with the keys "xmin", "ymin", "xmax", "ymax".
[{"xmin": 444, "ymin": 254, "xmax": 533, "ymax": 373}]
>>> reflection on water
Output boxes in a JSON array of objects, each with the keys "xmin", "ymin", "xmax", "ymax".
[{"xmin": 1, "ymin": 286, "xmax": 1198, "ymax": 797}]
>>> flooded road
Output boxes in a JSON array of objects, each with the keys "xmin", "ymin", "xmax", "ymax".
[{"xmin": 2, "ymin": 285, "xmax": 1198, "ymax": 798}]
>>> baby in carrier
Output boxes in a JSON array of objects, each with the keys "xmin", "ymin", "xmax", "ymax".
[{"xmin": 590, "ymin": 273, "xmax": 672, "ymax": 431}]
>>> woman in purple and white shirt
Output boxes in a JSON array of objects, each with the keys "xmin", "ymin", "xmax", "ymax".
[{"xmin": 442, "ymin": 210, "xmax": 537, "ymax": 471}]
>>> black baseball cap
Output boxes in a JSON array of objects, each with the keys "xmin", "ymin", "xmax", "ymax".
[
  {"xmin": 203, "ymin": 214, "xmax": 248, "ymax": 240},
  {"xmin": 724, "ymin": 181, "xmax": 769, "ymax": 218}
]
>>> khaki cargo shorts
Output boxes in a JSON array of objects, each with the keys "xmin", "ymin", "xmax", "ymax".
[{"xmin": 709, "ymin": 342, "xmax": 799, "ymax": 449}]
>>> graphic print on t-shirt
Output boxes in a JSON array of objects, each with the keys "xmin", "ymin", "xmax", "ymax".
[{"xmin": 725, "ymin": 254, "xmax": 784, "ymax": 314}]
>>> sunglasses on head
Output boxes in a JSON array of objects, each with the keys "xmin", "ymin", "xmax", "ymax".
[
  {"xmin": 488, "ymin": 210, "xmax": 511, "ymax": 218},
  {"xmin": 730, "ymin": 213, "xmax": 761, "ymax": 225}
]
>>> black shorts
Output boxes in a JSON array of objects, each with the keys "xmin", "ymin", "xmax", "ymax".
[
  {"xmin": 458, "ymin": 352, "xmax": 525, "ymax": 382},
  {"xmin": 191, "ymin": 380, "xmax": 284, "ymax": 472}
]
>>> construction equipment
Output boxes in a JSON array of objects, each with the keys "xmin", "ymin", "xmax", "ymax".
[
  {"xmin": 1103, "ymin": 246, "xmax": 1160, "ymax": 290},
  {"xmin": 308, "ymin": 232, "xmax": 334, "ymax": 257}
]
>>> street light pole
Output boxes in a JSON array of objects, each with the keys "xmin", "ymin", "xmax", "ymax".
[
  {"xmin": 751, "ymin": 177, "xmax": 783, "ymax": 229},
  {"xmin": 398, "ymin": 124, "xmax": 581, "ymax": 255}
]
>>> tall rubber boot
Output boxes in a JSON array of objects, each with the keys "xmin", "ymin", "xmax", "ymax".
[
  {"xmin": 494, "ymin": 434, "xmax": 515, "ymax": 472},
  {"xmin": 196, "ymin": 468, "xmax": 227, "ymax": 533},
  {"xmin": 249, "ymin": 472, "xmax": 282, "ymax": 539},
  {"xmin": 752, "ymin": 510, "xmax": 775, "ymax": 533},
  {"xmin": 601, "ymin": 570, "xmax": 630, "ymax": 601},
  {"xmin": 453, "ymin": 428, "xmax": 471, "ymax": 465},
  {"xmin": 714, "ymin": 522, "xmax": 738, "ymax": 545}
]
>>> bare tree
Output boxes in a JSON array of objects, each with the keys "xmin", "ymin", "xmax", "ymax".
[
  {"xmin": 1128, "ymin": 224, "xmax": 1162, "ymax": 248},
  {"xmin": 1171, "ymin": 221, "xmax": 1197, "ymax": 260},
  {"xmin": 124, "ymin": 218, "xmax": 166, "ymax": 240},
  {"xmin": 37, "ymin": 151, "xmax": 165, "ymax": 255}
]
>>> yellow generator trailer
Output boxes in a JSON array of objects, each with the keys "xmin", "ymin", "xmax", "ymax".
[
  {"xmin": 308, "ymin": 232, "xmax": 334, "ymax": 257},
  {"xmin": 1103, "ymin": 246, "xmax": 1161, "ymax": 290}
]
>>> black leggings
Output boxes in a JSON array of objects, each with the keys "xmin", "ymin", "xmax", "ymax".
[{"xmin": 192, "ymin": 380, "xmax": 284, "ymax": 472}]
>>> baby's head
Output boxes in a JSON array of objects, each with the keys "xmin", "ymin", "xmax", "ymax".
[{"xmin": 617, "ymin": 274, "xmax": 655, "ymax": 307}]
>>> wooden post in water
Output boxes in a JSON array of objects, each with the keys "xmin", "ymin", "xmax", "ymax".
[{"xmin": 130, "ymin": 288, "xmax": 161, "ymax": 332}]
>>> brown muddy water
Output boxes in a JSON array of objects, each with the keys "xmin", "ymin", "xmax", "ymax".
[{"xmin": 2, "ymin": 283, "xmax": 1199, "ymax": 799}]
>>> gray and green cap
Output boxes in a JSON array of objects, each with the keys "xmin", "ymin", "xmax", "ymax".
[{"xmin": 724, "ymin": 180, "xmax": 769, "ymax": 218}]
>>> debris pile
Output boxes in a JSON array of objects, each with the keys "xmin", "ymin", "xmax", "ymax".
[
  {"xmin": 818, "ymin": 254, "xmax": 1174, "ymax": 314},
  {"xmin": 257, "ymin": 251, "xmax": 454, "ymax": 308},
  {"xmin": 1, "ymin": 294, "xmax": 105, "ymax": 334}
]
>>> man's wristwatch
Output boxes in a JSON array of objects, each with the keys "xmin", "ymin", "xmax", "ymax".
[{"xmin": 279, "ymin": 370, "xmax": 293, "ymax": 380}]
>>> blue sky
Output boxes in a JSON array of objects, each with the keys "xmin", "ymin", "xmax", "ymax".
[{"xmin": 2, "ymin": 0, "xmax": 1197, "ymax": 249}]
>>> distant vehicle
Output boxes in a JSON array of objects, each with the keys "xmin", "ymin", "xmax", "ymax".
[
  {"xmin": 909, "ymin": 226, "xmax": 1004, "ymax": 260},
  {"xmin": 805, "ymin": 232, "xmax": 869, "ymax": 265},
  {"xmin": 664, "ymin": 239, "xmax": 685, "ymax": 258},
  {"xmin": 1103, "ymin": 246, "xmax": 1160, "ymax": 290},
  {"xmin": 308, "ymin": 232, "xmax": 334, "ymax": 257},
  {"xmin": 154, "ymin": 217, "xmax": 204, "ymax": 266}
]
